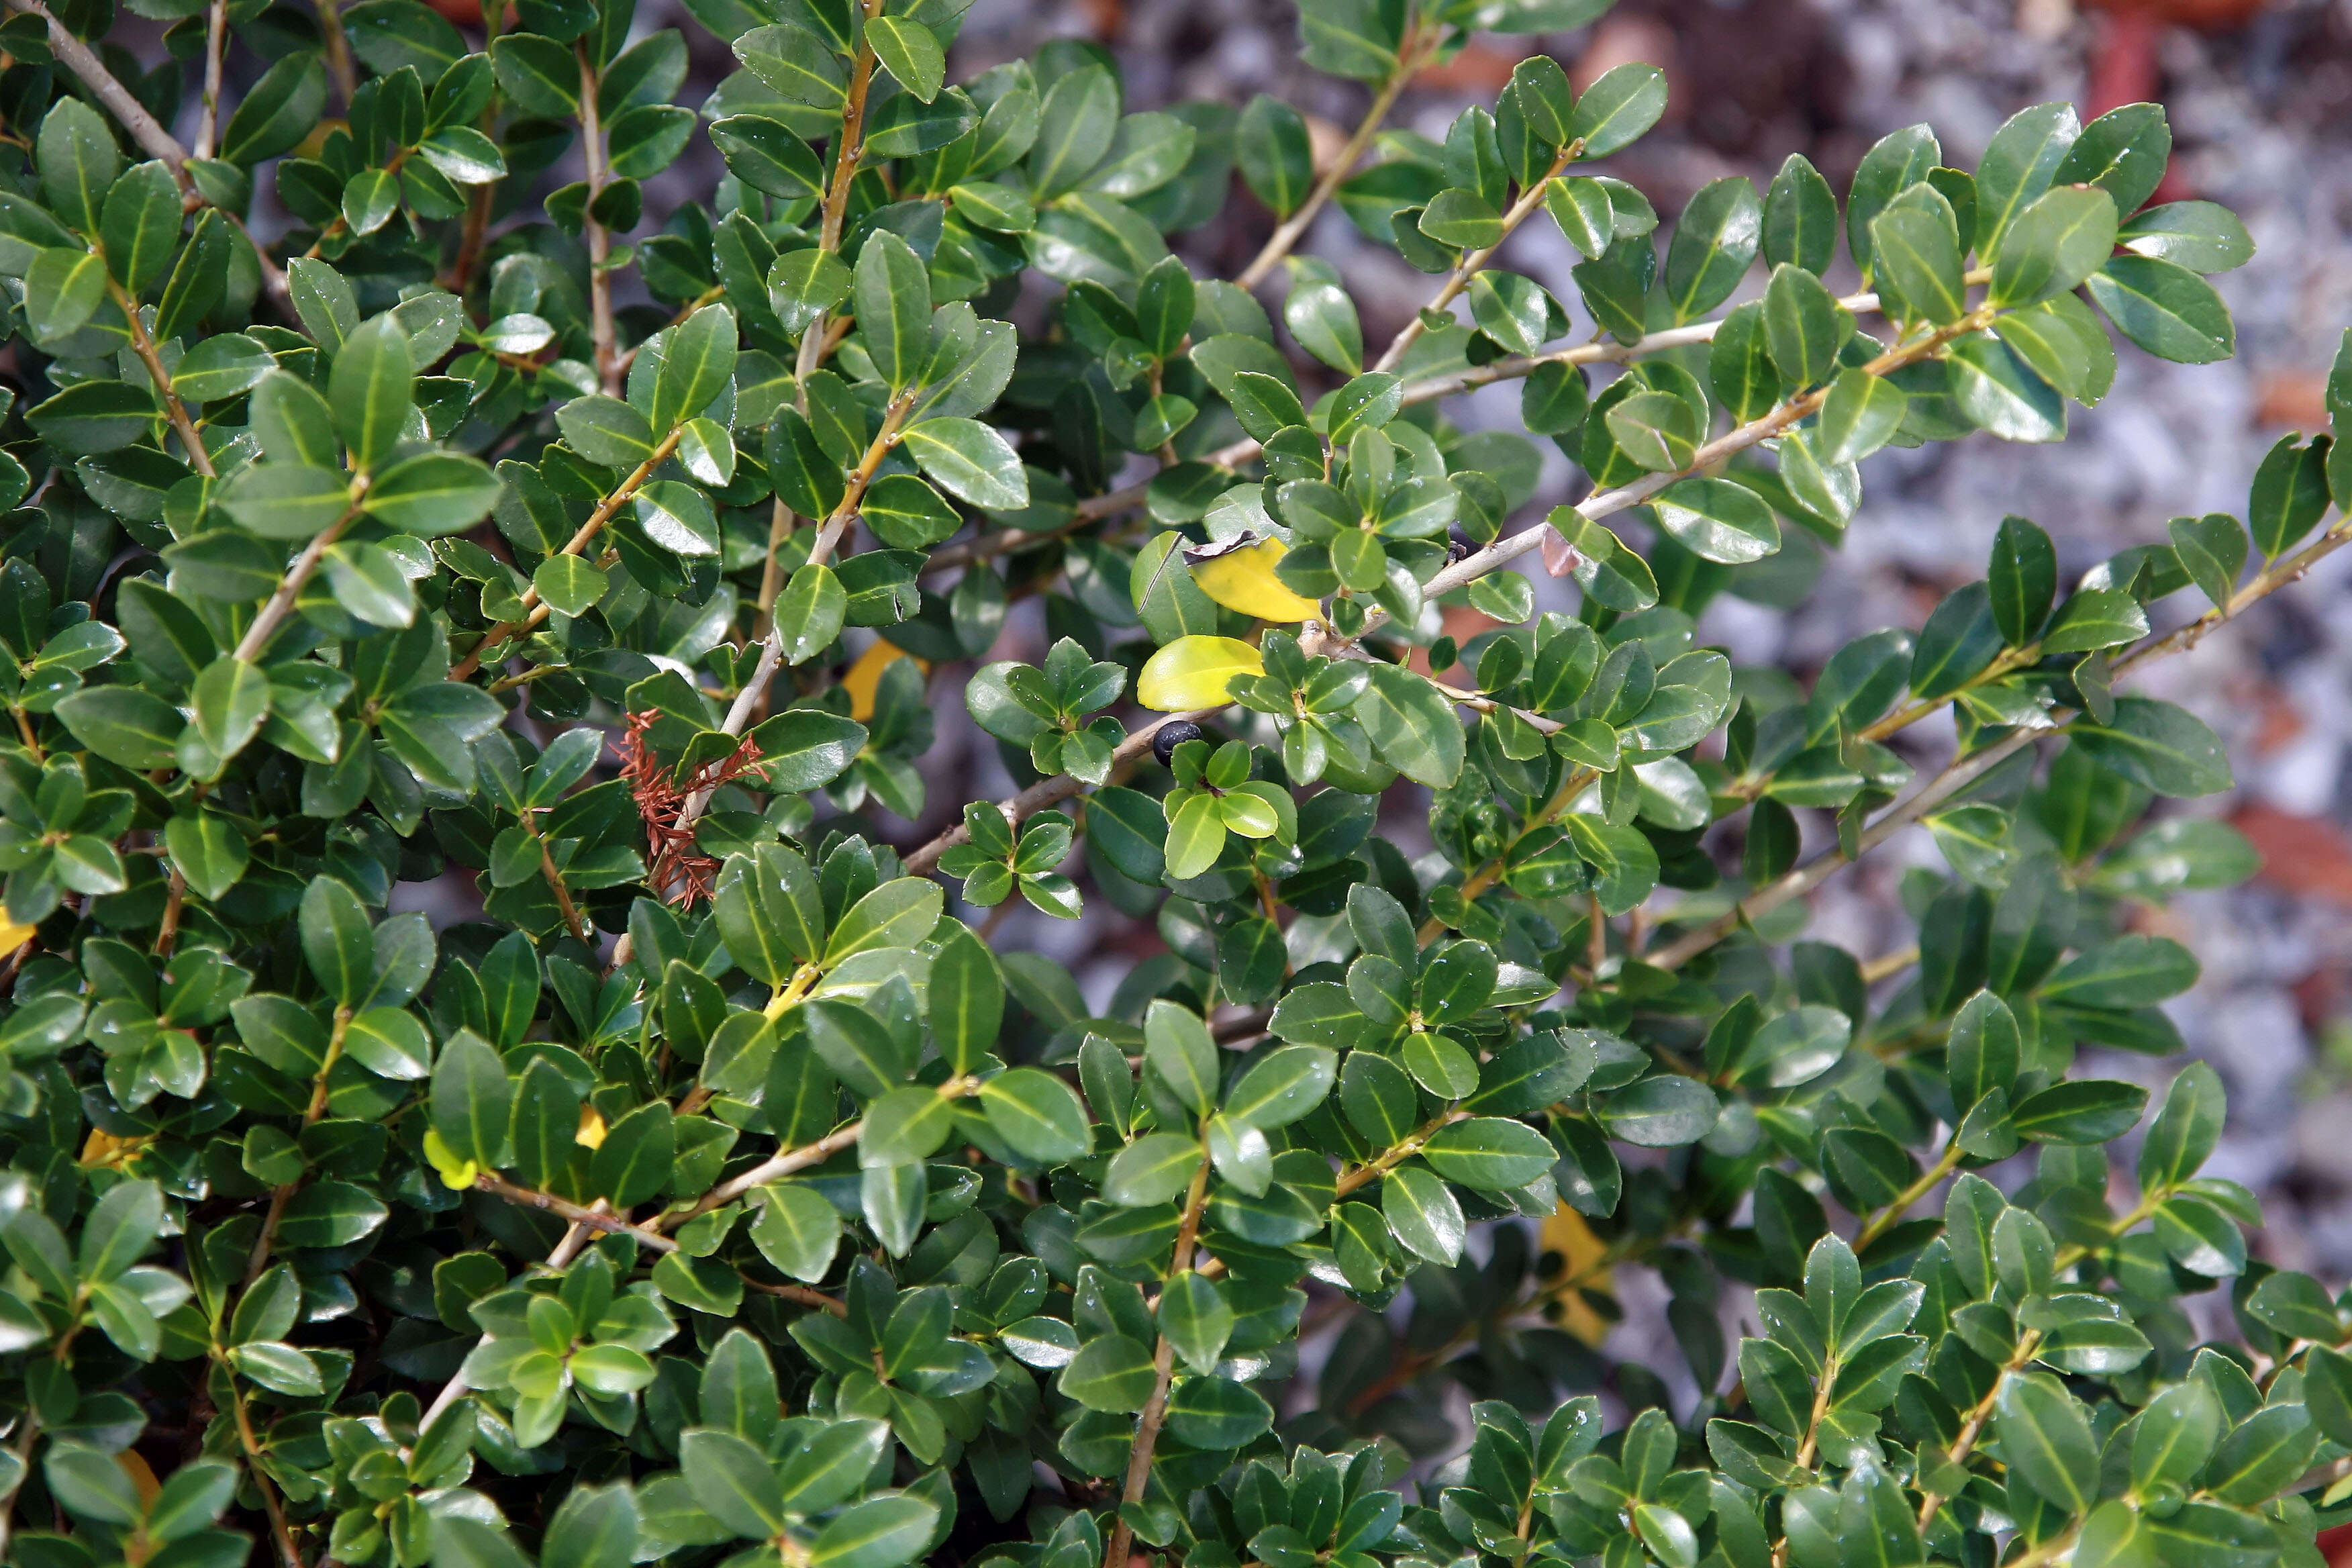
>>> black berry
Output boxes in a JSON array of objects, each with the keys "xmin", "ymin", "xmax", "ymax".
[{"xmin": 1152, "ymin": 720, "xmax": 1204, "ymax": 767}]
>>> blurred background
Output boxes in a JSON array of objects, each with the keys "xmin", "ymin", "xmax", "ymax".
[{"xmin": 905, "ymin": 0, "xmax": 2352, "ymax": 1283}]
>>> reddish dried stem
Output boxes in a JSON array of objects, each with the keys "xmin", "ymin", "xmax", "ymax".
[{"xmin": 616, "ymin": 710, "xmax": 771, "ymax": 906}]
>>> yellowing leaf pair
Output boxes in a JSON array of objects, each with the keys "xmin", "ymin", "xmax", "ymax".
[
  {"xmin": 423, "ymin": 1127, "xmax": 482, "ymax": 1191},
  {"xmin": 79, "ymin": 1126, "xmax": 143, "ymax": 1168},
  {"xmin": 1138, "ymin": 636, "xmax": 1263, "ymax": 712},
  {"xmin": 1188, "ymin": 536, "xmax": 1322, "ymax": 622}
]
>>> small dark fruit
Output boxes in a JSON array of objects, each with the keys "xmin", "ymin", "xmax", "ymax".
[{"xmin": 1152, "ymin": 719, "xmax": 1205, "ymax": 767}]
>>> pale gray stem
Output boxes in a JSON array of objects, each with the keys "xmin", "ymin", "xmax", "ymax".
[
  {"xmin": 3, "ymin": 0, "xmax": 193, "ymax": 180},
  {"xmin": 194, "ymin": 0, "xmax": 228, "ymax": 160},
  {"xmin": 415, "ymin": 1210, "xmax": 601, "ymax": 1433},
  {"xmin": 232, "ymin": 513, "xmax": 355, "ymax": 665}
]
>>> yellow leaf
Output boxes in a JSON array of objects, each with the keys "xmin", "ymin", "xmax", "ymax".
[
  {"xmin": 1540, "ymin": 1201, "xmax": 1612, "ymax": 1345},
  {"xmin": 842, "ymin": 639, "xmax": 926, "ymax": 721},
  {"xmin": 575, "ymin": 1105, "xmax": 608, "ymax": 1148},
  {"xmin": 1137, "ymin": 636, "xmax": 1263, "ymax": 712},
  {"xmin": 117, "ymin": 1449, "xmax": 160, "ymax": 1508},
  {"xmin": 1188, "ymin": 537, "xmax": 1323, "ymax": 623},
  {"xmin": 298, "ymin": 119, "xmax": 348, "ymax": 160},
  {"xmin": 81, "ymin": 1127, "xmax": 134, "ymax": 1167},
  {"xmin": 422, "ymin": 1127, "xmax": 481, "ymax": 1191},
  {"xmin": 0, "ymin": 920, "xmax": 36, "ymax": 959}
]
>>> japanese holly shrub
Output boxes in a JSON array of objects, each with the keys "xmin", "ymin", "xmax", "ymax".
[{"xmin": 0, "ymin": 3, "xmax": 2349, "ymax": 1568}]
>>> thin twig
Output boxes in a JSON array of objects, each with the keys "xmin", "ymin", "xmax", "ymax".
[
  {"xmin": 655, "ymin": 1077, "xmax": 975, "ymax": 1234},
  {"xmin": 614, "ymin": 285, "xmax": 726, "ymax": 377},
  {"xmin": 417, "ymin": 1212, "xmax": 603, "ymax": 1432},
  {"xmin": 303, "ymin": 148, "xmax": 409, "ymax": 260},
  {"xmin": 1416, "ymin": 764, "xmax": 1598, "ymax": 942},
  {"xmin": 315, "ymin": 0, "xmax": 356, "ymax": 104},
  {"xmin": 1859, "ymin": 945, "xmax": 1920, "ymax": 984},
  {"xmin": 1332, "ymin": 1109, "xmax": 1473, "ymax": 1198},
  {"xmin": 1912, "ymin": 1330, "xmax": 2043, "ymax": 1529},
  {"xmin": 232, "ymin": 509, "xmax": 360, "ymax": 664},
  {"xmin": 449, "ymin": 428, "xmax": 687, "ymax": 679},
  {"xmin": 675, "ymin": 388, "xmax": 920, "ymax": 830},
  {"xmin": 1, "ymin": 0, "xmax": 192, "ymax": 183},
  {"xmin": 657, "ymin": 1120, "xmax": 865, "ymax": 1231},
  {"xmin": 243, "ymin": 1008, "xmax": 350, "ymax": 1285},
  {"xmin": 444, "ymin": 184, "xmax": 495, "ymax": 295},
  {"xmin": 538, "ymin": 836, "xmax": 591, "ymax": 944},
  {"xmin": 154, "ymin": 863, "xmax": 187, "ymax": 957},
  {"xmin": 753, "ymin": 499, "xmax": 794, "ymax": 637},
  {"xmin": 1232, "ymin": 27, "xmax": 1434, "ymax": 290},
  {"xmin": 1647, "ymin": 509, "xmax": 2352, "ymax": 973},
  {"xmin": 0, "ymin": 1412, "xmax": 41, "ymax": 1565},
  {"xmin": 1647, "ymin": 726, "xmax": 2039, "ymax": 972},
  {"xmin": 1394, "ymin": 268, "xmax": 1991, "ymax": 407},
  {"xmin": 1101, "ymin": 1148, "xmax": 1212, "ymax": 1568},
  {"xmin": 1853, "ymin": 1138, "xmax": 1963, "ymax": 1252},
  {"xmin": 228, "ymin": 1384, "xmax": 305, "ymax": 1568},
  {"xmin": 901, "ymin": 708, "xmax": 1218, "ymax": 877},
  {"xmin": 967, "ymin": 303, "xmax": 1996, "ymax": 938},
  {"xmin": 1353, "ymin": 305, "xmax": 2002, "ymax": 646},
  {"xmin": 2114, "ymin": 511, "xmax": 2352, "ymax": 677},
  {"xmin": 0, "ymin": 0, "xmax": 290, "ymax": 304},
  {"xmin": 1370, "ymin": 143, "xmax": 1581, "ymax": 376},
  {"xmin": 113, "ymin": 281, "xmax": 215, "ymax": 479},
  {"xmin": 219, "ymin": 209, "xmax": 293, "ymax": 307},
  {"xmin": 193, "ymin": 0, "xmax": 228, "ymax": 159},
  {"xmin": 743, "ymin": 1278, "xmax": 848, "ymax": 1316},
  {"xmin": 578, "ymin": 42, "xmax": 619, "ymax": 394},
  {"xmin": 926, "ymin": 275, "xmax": 1964, "ymax": 583},
  {"xmin": 475, "ymin": 1175, "xmax": 679, "ymax": 1251},
  {"xmin": 793, "ymin": 1, "xmax": 882, "ymax": 385}
]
